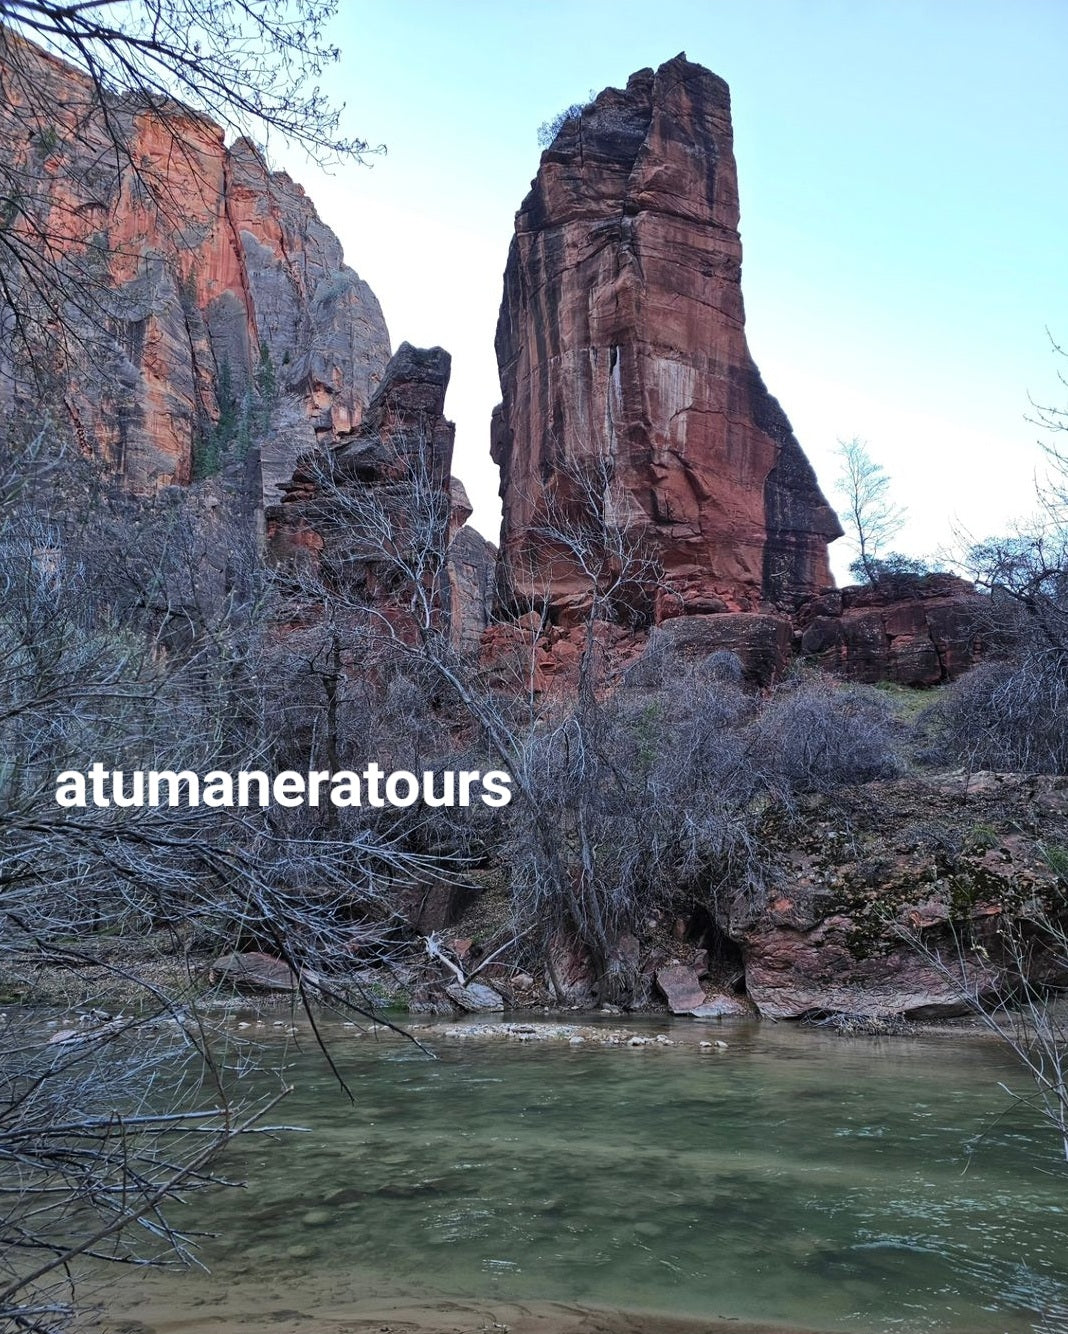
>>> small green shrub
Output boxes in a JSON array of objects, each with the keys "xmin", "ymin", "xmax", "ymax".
[
  {"xmin": 537, "ymin": 93, "xmax": 595, "ymax": 148},
  {"xmin": 968, "ymin": 822, "xmax": 1000, "ymax": 852},
  {"xmin": 1041, "ymin": 843, "xmax": 1068, "ymax": 880}
]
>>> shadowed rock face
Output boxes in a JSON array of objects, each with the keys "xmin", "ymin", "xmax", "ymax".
[
  {"xmin": 491, "ymin": 53, "xmax": 841, "ymax": 624},
  {"xmin": 268, "ymin": 343, "xmax": 486, "ymax": 652},
  {"xmin": 0, "ymin": 34, "xmax": 390, "ymax": 497},
  {"xmin": 795, "ymin": 574, "xmax": 988, "ymax": 686}
]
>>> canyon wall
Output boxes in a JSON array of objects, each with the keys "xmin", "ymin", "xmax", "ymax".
[
  {"xmin": 1, "ymin": 31, "xmax": 986, "ymax": 688},
  {"xmin": 491, "ymin": 53, "xmax": 842, "ymax": 628},
  {"xmin": 0, "ymin": 32, "xmax": 390, "ymax": 499}
]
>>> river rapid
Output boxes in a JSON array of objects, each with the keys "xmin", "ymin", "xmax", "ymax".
[{"xmin": 84, "ymin": 1016, "xmax": 1068, "ymax": 1334}]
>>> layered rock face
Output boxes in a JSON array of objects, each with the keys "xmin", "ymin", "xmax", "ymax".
[
  {"xmin": 268, "ymin": 342, "xmax": 492, "ymax": 652},
  {"xmin": 0, "ymin": 34, "xmax": 389, "ymax": 497},
  {"xmin": 795, "ymin": 573, "xmax": 987, "ymax": 685},
  {"xmin": 491, "ymin": 53, "xmax": 841, "ymax": 627}
]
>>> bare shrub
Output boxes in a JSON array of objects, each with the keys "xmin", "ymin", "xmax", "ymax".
[
  {"xmin": 932, "ymin": 656, "xmax": 1068, "ymax": 776},
  {"xmin": 537, "ymin": 94, "xmax": 594, "ymax": 148},
  {"xmin": 751, "ymin": 672, "xmax": 904, "ymax": 799},
  {"xmin": 0, "ymin": 428, "xmax": 446, "ymax": 1329},
  {"xmin": 929, "ymin": 527, "xmax": 1068, "ymax": 776}
]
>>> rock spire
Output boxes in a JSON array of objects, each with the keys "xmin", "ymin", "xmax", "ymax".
[{"xmin": 491, "ymin": 53, "xmax": 841, "ymax": 625}]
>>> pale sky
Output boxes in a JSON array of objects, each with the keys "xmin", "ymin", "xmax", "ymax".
[{"xmin": 272, "ymin": 0, "xmax": 1068, "ymax": 582}]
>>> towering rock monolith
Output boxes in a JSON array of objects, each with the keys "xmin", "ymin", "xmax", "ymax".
[{"xmin": 491, "ymin": 53, "xmax": 842, "ymax": 627}]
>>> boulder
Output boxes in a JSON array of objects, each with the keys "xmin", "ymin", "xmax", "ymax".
[
  {"xmin": 653, "ymin": 612, "xmax": 792, "ymax": 685},
  {"xmin": 655, "ymin": 964, "xmax": 752, "ymax": 1017},
  {"xmin": 444, "ymin": 981, "xmax": 505, "ymax": 1013},
  {"xmin": 209, "ymin": 951, "xmax": 312, "ymax": 993},
  {"xmin": 545, "ymin": 934, "xmax": 597, "ymax": 1005},
  {"xmin": 656, "ymin": 964, "xmax": 707, "ymax": 1014}
]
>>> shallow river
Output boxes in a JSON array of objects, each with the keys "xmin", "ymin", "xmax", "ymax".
[{"xmin": 92, "ymin": 1018, "xmax": 1068, "ymax": 1334}]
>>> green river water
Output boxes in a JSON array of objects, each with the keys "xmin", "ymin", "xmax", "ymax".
[{"xmin": 96, "ymin": 1018, "xmax": 1068, "ymax": 1334}]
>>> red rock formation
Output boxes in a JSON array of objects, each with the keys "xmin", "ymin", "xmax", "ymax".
[
  {"xmin": 491, "ymin": 53, "xmax": 842, "ymax": 628},
  {"xmin": 0, "ymin": 32, "xmax": 389, "ymax": 496},
  {"xmin": 795, "ymin": 573, "xmax": 987, "ymax": 686},
  {"xmin": 269, "ymin": 343, "xmax": 484, "ymax": 651}
]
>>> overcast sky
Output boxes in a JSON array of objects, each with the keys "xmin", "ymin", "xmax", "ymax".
[{"xmin": 274, "ymin": 0, "xmax": 1068, "ymax": 581}]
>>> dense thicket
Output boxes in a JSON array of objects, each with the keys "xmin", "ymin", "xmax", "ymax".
[{"xmin": 0, "ymin": 426, "xmax": 440, "ymax": 1331}]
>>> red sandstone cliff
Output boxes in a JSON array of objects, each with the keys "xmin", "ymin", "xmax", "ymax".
[
  {"xmin": 0, "ymin": 32, "xmax": 390, "ymax": 497},
  {"xmin": 491, "ymin": 54, "xmax": 842, "ymax": 626}
]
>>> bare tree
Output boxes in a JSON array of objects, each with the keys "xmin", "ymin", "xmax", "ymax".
[
  {"xmin": 536, "ymin": 91, "xmax": 595, "ymax": 148},
  {"xmin": 0, "ymin": 422, "xmax": 451, "ymax": 1330},
  {"xmin": 904, "ymin": 346, "xmax": 1068, "ymax": 1178},
  {"xmin": 0, "ymin": 1, "xmax": 369, "ymax": 160},
  {"xmin": 1028, "ymin": 331, "xmax": 1068, "ymax": 464},
  {"xmin": 978, "ymin": 908, "xmax": 1068, "ymax": 1165},
  {"xmin": 931, "ymin": 361, "xmax": 1068, "ymax": 776},
  {"xmin": 0, "ymin": 1021, "xmax": 296, "ymax": 1333},
  {"xmin": 276, "ymin": 437, "xmax": 678, "ymax": 1000},
  {"xmin": 834, "ymin": 437, "xmax": 909, "ymax": 584}
]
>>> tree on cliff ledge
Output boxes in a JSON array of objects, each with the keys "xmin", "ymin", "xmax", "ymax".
[
  {"xmin": 0, "ymin": 1, "xmax": 375, "ymax": 392},
  {"xmin": 834, "ymin": 437, "xmax": 913, "ymax": 584}
]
